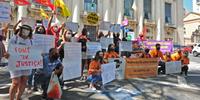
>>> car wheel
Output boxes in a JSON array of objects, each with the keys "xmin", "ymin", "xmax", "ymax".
[{"xmin": 193, "ymin": 51, "xmax": 198, "ymax": 57}]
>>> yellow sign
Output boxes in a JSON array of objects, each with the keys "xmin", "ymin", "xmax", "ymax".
[
  {"xmin": 87, "ymin": 13, "xmax": 99, "ymax": 24},
  {"xmin": 125, "ymin": 58, "xmax": 158, "ymax": 79}
]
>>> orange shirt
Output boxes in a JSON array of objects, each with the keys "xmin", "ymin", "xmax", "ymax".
[
  {"xmin": 163, "ymin": 55, "xmax": 172, "ymax": 62},
  {"xmin": 149, "ymin": 49, "xmax": 164, "ymax": 60},
  {"xmin": 88, "ymin": 60, "xmax": 101, "ymax": 75},
  {"xmin": 171, "ymin": 52, "xmax": 182, "ymax": 61},
  {"xmin": 182, "ymin": 57, "xmax": 189, "ymax": 65},
  {"xmin": 104, "ymin": 51, "xmax": 119, "ymax": 59}
]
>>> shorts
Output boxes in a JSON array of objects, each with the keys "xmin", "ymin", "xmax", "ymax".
[{"xmin": 9, "ymin": 69, "xmax": 32, "ymax": 79}]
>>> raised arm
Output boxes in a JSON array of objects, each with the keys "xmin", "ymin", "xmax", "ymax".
[{"xmin": 13, "ymin": 20, "xmax": 21, "ymax": 32}]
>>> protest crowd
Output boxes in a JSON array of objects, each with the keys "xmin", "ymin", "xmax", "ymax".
[{"xmin": 0, "ymin": 1, "xmax": 190, "ymax": 100}]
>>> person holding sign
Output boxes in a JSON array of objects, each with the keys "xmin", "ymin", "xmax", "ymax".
[
  {"xmin": 104, "ymin": 44, "xmax": 119, "ymax": 62},
  {"xmin": 163, "ymin": 52, "xmax": 172, "ymax": 62},
  {"xmin": 0, "ymin": 23, "xmax": 9, "ymax": 63},
  {"xmin": 181, "ymin": 52, "xmax": 190, "ymax": 76},
  {"xmin": 4, "ymin": 24, "xmax": 33, "ymax": 100},
  {"xmin": 87, "ymin": 51, "xmax": 104, "ymax": 90},
  {"xmin": 171, "ymin": 49, "xmax": 183, "ymax": 61}
]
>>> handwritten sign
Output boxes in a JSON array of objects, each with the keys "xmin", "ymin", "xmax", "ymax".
[
  {"xmin": 100, "ymin": 37, "xmax": 113, "ymax": 50},
  {"xmin": 63, "ymin": 43, "xmax": 82, "ymax": 80},
  {"xmin": 119, "ymin": 41, "xmax": 132, "ymax": 52},
  {"xmin": 125, "ymin": 58, "xmax": 158, "ymax": 79},
  {"xmin": 165, "ymin": 61, "xmax": 181, "ymax": 74},
  {"xmin": 66, "ymin": 22, "xmax": 79, "ymax": 32},
  {"xmin": 101, "ymin": 62, "xmax": 116, "ymax": 85},
  {"xmin": 22, "ymin": 17, "xmax": 35, "ymax": 29},
  {"xmin": 109, "ymin": 58, "xmax": 125, "ymax": 80},
  {"xmin": 143, "ymin": 40, "xmax": 173, "ymax": 53},
  {"xmin": 8, "ymin": 44, "xmax": 43, "ymax": 71},
  {"xmin": 32, "ymin": 34, "xmax": 55, "ymax": 53},
  {"xmin": 87, "ymin": 13, "xmax": 99, "ymax": 24},
  {"xmin": 86, "ymin": 42, "xmax": 102, "ymax": 58},
  {"xmin": 109, "ymin": 24, "xmax": 121, "ymax": 33},
  {"xmin": 0, "ymin": 2, "xmax": 11, "ymax": 22},
  {"xmin": 99, "ymin": 21, "xmax": 111, "ymax": 31}
]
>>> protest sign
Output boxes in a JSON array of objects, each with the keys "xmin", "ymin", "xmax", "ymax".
[
  {"xmin": 125, "ymin": 58, "xmax": 158, "ymax": 79},
  {"xmin": 66, "ymin": 22, "xmax": 79, "ymax": 32},
  {"xmin": 86, "ymin": 42, "xmax": 102, "ymax": 58},
  {"xmin": 119, "ymin": 41, "xmax": 132, "ymax": 52},
  {"xmin": 63, "ymin": 43, "xmax": 82, "ymax": 80},
  {"xmin": 100, "ymin": 37, "xmax": 113, "ymax": 50},
  {"xmin": 87, "ymin": 13, "xmax": 99, "ymax": 24},
  {"xmin": 109, "ymin": 58, "xmax": 125, "ymax": 80},
  {"xmin": 32, "ymin": 34, "xmax": 55, "ymax": 53},
  {"xmin": 165, "ymin": 61, "xmax": 181, "ymax": 74},
  {"xmin": 99, "ymin": 21, "xmax": 111, "ymax": 31},
  {"xmin": 109, "ymin": 24, "xmax": 121, "ymax": 33},
  {"xmin": 143, "ymin": 40, "xmax": 173, "ymax": 53},
  {"xmin": 0, "ymin": 2, "xmax": 11, "ymax": 22},
  {"xmin": 21, "ymin": 17, "xmax": 35, "ymax": 28},
  {"xmin": 8, "ymin": 44, "xmax": 43, "ymax": 71},
  {"xmin": 101, "ymin": 62, "xmax": 116, "ymax": 85}
]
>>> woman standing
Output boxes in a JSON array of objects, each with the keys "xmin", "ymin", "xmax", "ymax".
[
  {"xmin": 104, "ymin": 44, "xmax": 119, "ymax": 61},
  {"xmin": 4, "ymin": 24, "xmax": 33, "ymax": 100}
]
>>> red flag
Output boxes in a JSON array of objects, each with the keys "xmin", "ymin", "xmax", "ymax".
[
  {"xmin": 35, "ymin": 0, "xmax": 55, "ymax": 10},
  {"xmin": 14, "ymin": 0, "xmax": 30, "ymax": 6}
]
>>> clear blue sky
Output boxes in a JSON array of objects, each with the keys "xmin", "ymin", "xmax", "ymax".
[{"xmin": 184, "ymin": 0, "xmax": 192, "ymax": 12}]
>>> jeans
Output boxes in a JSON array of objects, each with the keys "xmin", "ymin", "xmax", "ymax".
[{"xmin": 87, "ymin": 75, "xmax": 102, "ymax": 84}]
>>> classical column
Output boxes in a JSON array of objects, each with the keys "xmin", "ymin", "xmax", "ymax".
[
  {"xmin": 156, "ymin": 0, "xmax": 164, "ymax": 41},
  {"xmin": 116, "ymin": 0, "xmax": 124, "ymax": 24},
  {"xmin": 176, "ymin": 0, "xmax": 184, "ymax": 45},
  {"xmin": 137, "ymin": 0, "xmax": 144, "ymax": 36},
  {"xmin": 103, "ymin": 0, "xmax": 111, "ymax": 22},
  {"xmin": 17, "ymin": 6, "xmax": 27, "ymax": 22},
  {"xmin": 72, "ymin": 0, "xmax": 80, "ymax": 23}
]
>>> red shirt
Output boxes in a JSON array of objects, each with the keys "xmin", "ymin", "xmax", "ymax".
[{"xmin": 47, "ymin": 26, "xmax": 62, "ymax": 47}]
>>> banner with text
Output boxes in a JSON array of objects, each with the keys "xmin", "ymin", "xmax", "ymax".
[
  {"xmin": 119, "ymin": 41, "xmax": 133, "ymax": 52},
  {"xmin": 0, "ymin": 2, "xmax": 11, "ymax": 23},
  {"xmin": 125, "ymin": 58, "xmax": 158, "ymax": 79},
  {"xmin": 86, "ymin": 42, "xmax": 102, "ymax": 58},
  {"xmin": 165, "ymin": 61, "xmax": 181, "ymax": 74},
  {"xmin": 8, "ymin": 44, "xmax": 43, "ymax": 71},
  {"xmin": 100, "ymin": 37, "xmax": 113, "ymax": 50},
  {"xmin": 109, "ymin": 58, "xmax": 125, "ymax": 80},
  {"xmin": 63, "ymin": 43, "xmax": 82, "ymax": 80},
  {"xmin": 101, "ymin": 62, "xmax": 116, "ymax": 85}
]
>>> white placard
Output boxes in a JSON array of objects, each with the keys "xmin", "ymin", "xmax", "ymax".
[
  {"xmin": 63, "ymin": 43, "xmax": 82, "ymax": 80},
  {"xmin": 22, "ymin": 17, "xmax": 35, "ymax": 29},
  {"xmin": 0, "ymin": 2, "xmax": 11, "ymax": 22},
  {"xmin": 119, "ymin": 41, "xmax": 132, "ymax": 52},
  {"xmin": 165, "ymin": 61, "xmax": 182, "ymax": 74},
  {"xmin": 101, "ymin": 62, "xmax": 116, "ymax": 85},
  {"xmin": 32, "ymin": 34, "xmax": 55, "ymax": 53},
  {"xmin": 66, "ymin": 22, "xmax": 79, "ymax": 32},
  {"xmin": 86, "ymin": 42, "xmax": 102, "ymax": 58},
  {"xmin": 99, "ymin": 21, "xmax": 111, "ymax": 31},
  {"xmin": 108, "ymin": 58, "xmax": 125, "ymax": 80},
  {"xmin": 109, "ymin": 24, "xmax": 121, "ymax": 33},
  {"xmin": 8, "ymin": 44, "xmax": 43, "ymax": 71},
  {"xmin": 100, "ymin": 37, "xmax": 113, "ymax": 50}
]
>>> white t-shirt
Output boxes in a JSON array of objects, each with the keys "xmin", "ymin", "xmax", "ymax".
[{"xmin": 8, "ymin": 35, "xmax": 33, "ymax": 46}]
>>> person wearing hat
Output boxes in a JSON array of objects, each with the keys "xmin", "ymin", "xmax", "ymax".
[{"xmin": 4, "ymin": 24, "xmax": 34, "ymax": 100}]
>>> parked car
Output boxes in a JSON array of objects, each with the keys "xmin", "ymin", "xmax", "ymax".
[{"xmin": 192, "ymin": 43, "xmax": 200, "ymax": 57}]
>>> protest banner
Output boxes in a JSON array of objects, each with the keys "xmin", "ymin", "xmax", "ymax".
[
  {"xmin": 109, "ymin": 24, "xmax": 121, "ymax": 33},
  {"xmin": 99, "ymin": 21, "xmax": 111, "ymax": 31},
  {"xmin": 32, "ymin": 34, "xmax": 55, "ymax": 53},
  {"xmin": 0, "ymin": 2, "xmax": 11, "ymax": 23},
  {"xmin": 109, "ymin": 58, "xmax": 125, "ymax": 80},
  {"xmin": 63, "ymin": 43, "xmax": 82, "ymax": 80},
  {"xmin": 100, "ymin": 37, "xmax": 113, "ymax": 50},
  {"xmin": 165, "ymin": 61, "xmax": 181, "ymax": 74},
  {"xmin": 143, "ymin": 40, "xmax": 173, "ymax": 53},
  {"xmin": 101, "ymin": 62, "xmax": 116, "ymax": 85},
  {"xmin": 119, "ymin": 41, "xmax": 132, "ymax": 52},
  {"xmin": 21, "ymin": 17, "xmax": 35, "ymax": 28},
  {"xmin": 66, "ymin": 22, "xmax": 79, "ymax": 32},
  {"xmin": 8, "ymin": 44, "xmax": 43, "ymax": 71},
  {"xmin": 125, "ymin": 58, "xmax": 158, "ymax": 79},
  {"xmin": 86, "ymin": 42, "xmax": 102, "ymax": 58}
]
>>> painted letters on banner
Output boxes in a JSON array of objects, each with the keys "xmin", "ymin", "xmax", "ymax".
[
  {"xmin": 32, "ymin": 34, "xmax": 55, "ymax": 53},
  {"xmin": 8, "ymin": 44, "xmax": 43, "ymax": 71},
  {"xmin": 165, "ymin": 61, "xmax": 181, "ymax": 74},
  {"xmin": 125, "ymin": 58, "xmax": 158, "ymax": 79},
  {"xmin": 63, "ymin": 43, "xmax": 82, "ymax": 80},
  {"xmin": 86, "ymin": 42, "xmax": 102, "ymax": 58},
  {"xmin": 100, "ymin": 37, "xmax": 113, "ymax": 50},
  {"xmin": 109, "ymin": 58, "xmax": 125, "ymax": 80},
  {"xmin": 101, "ymin": 62, "xmax": 116, "ymax": 85},
  {"xmin": 0, "ymin": 2, "xmax": 11, "ymax": 22}
]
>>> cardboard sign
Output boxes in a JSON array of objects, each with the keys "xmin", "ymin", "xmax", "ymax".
[
  {"xmin": 22, "ymin": 17, "xmax": 35, "ymax": 29},
  {"xmin": 8, "ymin": 44, "xmax": 43, "ymax": 71},
  {"xmin": 66, "ymin": 22, "xmax": 79, "ymax": 32},
  {"xmin": 0, "ymin": 2, "xmax": 11, "ymax": 22},
  {"xmin": 32, "ymin": 34, "xmax": 55, "ymax": 53},
  {"xmin": 101, "ymin": 62, "xmax": 116, "ymax": 85},
  {"xmin": 87, "ymin": 13, "xmax": 99, "ymax": 24},
  {"xmin": 63, "ymin": 43, "xmax": 82, "ymax": 80},
  {"xmin": 86, "ymin": 42, "xmax": 102, "ymax": 58},
  {"xmin": 109, "ymin": 24, "xmax": 121, "ymax": 33},
  {"xmin": 99, "ymin": 21, "xmax": 111, "ymax": 31},
  {"xmin": 100, "ymin": 37, "xmax": 113, "ymax": 50},
  {"xmin": 125, "ymin": 58, "xmax": 158, "ymax": 79},
  {"xmin": 109, "ymin": 58, "xmax": 125, "ymax": 80},
  {"xmin": 119, "ymin": 41, "xmax": 132, "ymax": 52},
  {"xmin": 143, "ymin": 40, "xmax": 173, "ymax": 53},
  {"xmin": 165, "ymin": 61, "xmax": 181, "ymax": 74}
]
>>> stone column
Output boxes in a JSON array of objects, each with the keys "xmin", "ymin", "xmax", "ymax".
[
  {"xmin": 137, "ymin": 0, "xmax": 144, "ymax": 36},
  {"xmin": 17, "ymin": 6, "xmax": 27, "ymax": 22},
  {"xmin": 156, "ymin": 0, "xmax": 164, "ymax": 41},
  {"xmin": 103, "ymin": 0, "xmax": 111, "ymax": 22},
  {"xmin": 116, "ymin": 0, "xmax": 124, "ymax": 24},
  {"xmin": 72, "ymin": 0, "xmax": 81, "ymax": 23},
  {"xmin": 176, "ymin": 0, "xmax": 184, "ymax": 45}
]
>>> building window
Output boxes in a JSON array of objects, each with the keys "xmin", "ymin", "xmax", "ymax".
[
  {"xmin": 143, "ymin": 0, "xmax": 152, "ymax": 20},
  {"xmin": 124, "ymin": 0, "xmax": 134, "ymax": 19},
  {"xmin": 84, "ymin": 0, "xmax": 97, "ymax": 13},
  {"xmin": 165, "ymin": 2, "xmax": 172, "ymax": 24}
]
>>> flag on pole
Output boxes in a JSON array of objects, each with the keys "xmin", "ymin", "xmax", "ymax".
[
  {"xmin": 54, "ymin": 0, "xmax": 71, "ymax": 17},
  {"xmin": 14, "ymin": 0, "xmax": 30, "ymax": 6},
  {"xmin": 40, "ymin": 8, "xmax": 49, "ymax": 19},
  {"xmin": 35, "ymin": 0, "xmax": 55, "ymax": 10}
]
